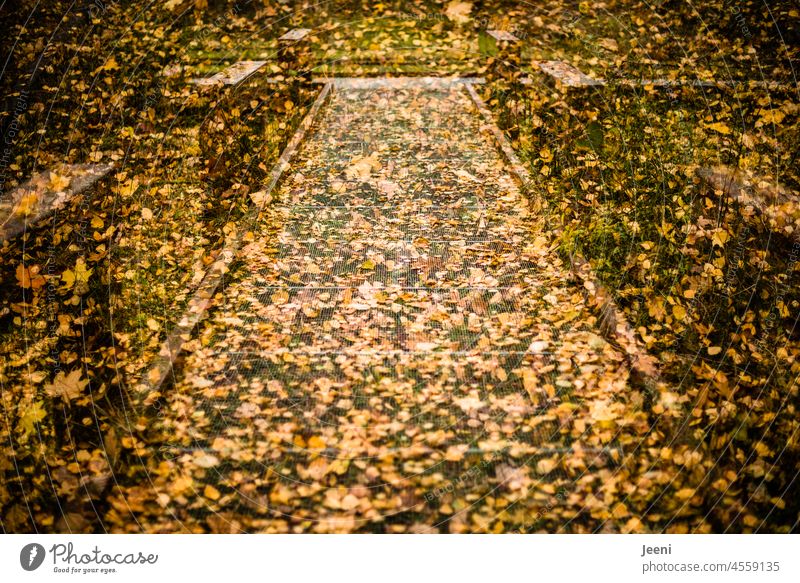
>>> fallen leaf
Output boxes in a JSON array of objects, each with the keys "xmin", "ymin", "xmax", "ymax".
[{"xmin": 44, "ymin": 370, "xmax": 89, "ymax": 403}]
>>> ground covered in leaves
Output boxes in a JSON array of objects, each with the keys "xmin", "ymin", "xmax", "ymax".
[{"xmin": 1, "ymin": 0, "xmax": 798, "ymax": 533}]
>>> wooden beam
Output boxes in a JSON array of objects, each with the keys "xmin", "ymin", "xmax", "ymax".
[
  {"xmin": 278, "ymin": 28, "xmax": 311, "ymax": 43},
  {"xmin": 697, "ymin": 166, "xmax": 800, "ymax": 243},
  {"xmin": 1, "ymin": 163, "xmax": 114, "ymax": 241},
  {"xmin": 464, "ymin": 82, "xmax": 662, "ymax": 391},
  {"xmin": 486, "ymin": 29, "xmax": 520, "ymax": 43},
  {"xmin": 533, "ymin": 60, "xmax": 605, "ymax": 88},
  {"xmin": 192, "ymin": 60, "xmax": 266, "ymax": 87}
]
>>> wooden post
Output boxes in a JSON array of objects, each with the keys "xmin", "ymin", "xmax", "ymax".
[
  {"xmin": 486, "ymin": 30, "xmax": 522, "ymax": 85},
  {"xmin": 278, "ymin": 28, "xmax": 312, "ymax": 81}
]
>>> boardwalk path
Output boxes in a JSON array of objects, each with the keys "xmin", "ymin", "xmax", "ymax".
[{"xmin": 120, "ymin": 78, "xmax": 640, "ymax": 533}]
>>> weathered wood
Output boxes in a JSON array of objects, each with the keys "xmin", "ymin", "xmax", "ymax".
[
  {"xmin": 620, "ymin": 78, "xmax": 715, "ymax": 89},
  {"xmin": 697, "ymin": 166, "xmax": 800, "ymax": 243},
  {"xmin": 278, "ymin": 28, "xmax": 311, "ymax": 42},
  {"xmin": 464, "ymin": 83, "xmax": 533, "ymax": 194},
  {"xmin": 278, "ymin": 28, "xmax": 313, "ymax": 80},
  {"xmin": 527, "ymin": 65, "xmax": 791, "ymax": 92},
  {"xmin": 326, "ymin": 76, "xmax": 484, "ymax": 89},
  {"xmin": 485, "ymin": 29, "xmax": 522, "ymax": 84},
  {"xmin": 487, "ymin": 29, "xmax": 520, "ymax": 43},
  {"xmin": 192, "ymin": 60, "xmax": 266, "ymax": 87},
  {"xmin": 0, "ymin": 163, "xmax": 114, "ymax": 241},
  {"xmin": 533, "ymin": 60, "xmax": 605, "ymax": 88}
]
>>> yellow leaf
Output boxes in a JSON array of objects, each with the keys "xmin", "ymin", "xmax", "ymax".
[
  {"xmin": 62, "ymin": 258, "xmax": 93, "ymax": 289},
  {"xmin": 707, "ymin": 346, "xmax": 722, "ymax": 356},
  {"xmin": 536, "ymin": 457, "xmax": 557, "ymax": 475},
  {"xmin": 758, "ymin": 108, "xmax": 785, "ymax": 125},
  {"xmin": 712, "ymin": 230, "xmax": 729, "ymax": 247},
  {"xmin": 204, "ymin": 485, "xmax": 221, "ymax": 500},
  {"xmin": 141, "ymin": 207, "xmax": 153, "ymax": 221},
  {"xmin": 14, "ymin": 193, "xmax": 39, "ymax": 217},
  {"xmin": 522, "ymin": 369, "xmax": 537, "ymax": 401},
  {"xmin": 361, "ymin": 259, "xmax": 376, "ymax": 270},
  {"xmin": 308, "ymin": 435, "xmax": 326, "ymax": 450},
  {"xmin": 445, "ymin": 1, "xmax": 473, "ymax": 23},
  {"xmin": 672, "ymin": 304, "xmax": 687, "ymax": 321},
  {"xmin": 48, "ymin": 172, "xmax": 71, "ymax": 191},
  {"xmin": 195, "ymin": 453, "xmax": 220, "ymax": 468},
  {"xmin": 598, "ymin": 38, "xmax": 619, "ymax": 52},
  {"xmin": 102, "ymin": 56, "xmax": 119, "ymax": 71},
  {"xmin": 44, "ymin": 369, "xmax": 89, "ymax": 403},
  {"xmin": 249, "ymin": 190, "xmax": 271, "ymax": 205},
  {"xmin": 271, "ymin": 290, "xmax": 289, "ymax": 305},
  {"xmin": 19, "ymin": 401, "xmax": 47, "ymax": 439},
  {"xmin": 611, "ymin": 502, "xmax": 629, "ymax": 519},
  {"xmin": 445, "ymin": 444, "xmax": 468, "ymax": 462},
  {"xmin": 706, "ymin": 122, "xmax": 731, "ymax": 135}
]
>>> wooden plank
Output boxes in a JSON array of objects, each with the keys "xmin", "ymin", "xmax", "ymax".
[
  {"xmin": 621, "ymin": 78, "xmax": 716, "ymax": 89},
  {"xmin": 326, "ymin": 76, "xmax": 484, "ymax": 89},
  {"xmin": 487, "ymin": 29, "xmax": 520, "ymax": 43},
  {"xmin": 134, "ymin": 82, "xmax": 334, "ymax": 406},
  {"xmin": 697, "ymin": 166, "xmax": 800, "ymax": 243},
  {"xmin": 533, "ymin": 60, "xmax": 605, "ymax": 88},
  {"xmin": 0, "ymin": 163, "xmax": 114, "ymax": 241},
  {"xmin": 464, "ymin": 83, "xmax": 532, "ymax": 188},
  {"xmin": 192, "ymin": 60, "xmax": 266, "ymax": 87},
  {"xmin": 526, "ymin": 68, "xmax": 791, "ymax": 92},
  {"xmin": 278, "ymin": 28, "xmax": 311, "ymax": 43}
]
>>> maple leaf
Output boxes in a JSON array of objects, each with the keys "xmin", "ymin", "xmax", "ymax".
[
  {"xmin": 48, "ymin": 172, "xmax": 71, "ymax": 192},
  {"xmin": 19, "ymin": 401, "xmax": 47, "ymax": 440},
  {"xmin": 16, "ymin": 264, "xmax": 46, "ymax": 289},
  {"xmin": 445, "ymin": 1, "xmax": 473, "ymax": 23},
  {"xmin": 44, "ymin": 370, "xmax": 89, "ymax": 403},
  {"xmin": 61, "ymin": 258, "xmax": 93, "ymax": 290}
]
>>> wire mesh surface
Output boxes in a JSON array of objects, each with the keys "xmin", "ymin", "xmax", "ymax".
[{"xmin": 163, "ymin": 80, "xmax": 632, "ymax": 532}]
